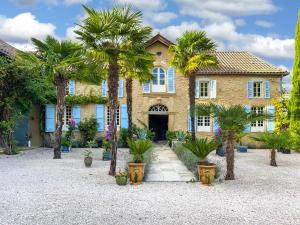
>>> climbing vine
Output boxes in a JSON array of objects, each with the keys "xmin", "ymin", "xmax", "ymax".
[
  {"xmin": 65, "ymin": 94, "xmax": 107, "ymax": 105},
  {"xmin": 272, "ymin": 97, "xmax": 289, "ymax": 133}
]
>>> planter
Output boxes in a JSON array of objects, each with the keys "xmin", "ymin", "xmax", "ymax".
[
  {"xmin": 61, "ymin": 145, "xmax": 71, "ymax": 153},
  {"xmin": 84, "ymin": 157, "xmax": 93, "ymax": 167},
  {"xmin": 116, "ymin": 176, "xmax": 128, "ymax": 186},
  {"xmin": 280, "ymin": 148, "xmax": 291, "ymax": 154},
  {"xmin": 216, "ymin": 146, "xmax": 225, "ymax": 157},
  {"xmin": 237, "ymin": 145, "xmax": 248, "ymax": 153},
  {"xmin": 128, "ymin": 162, "xmax": 145, "ymax": 185},
  {"xmin": 102, "ymin": 150, "xmax": 112, "ymax": 161},
  {"xmin": 198, "ymin": 163, "xmax": 216, "ymax": 185}
]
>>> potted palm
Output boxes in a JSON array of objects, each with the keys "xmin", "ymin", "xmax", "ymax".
[
  {"xmin": 236, "ymin": 132, "xmax": 247, "ymax": 153},
  {"xmin": 127, "ymin": 139, "xmax": 152, "ymax": 185},
  {"xmin": 115, "ymin": 169, "xmax": 128, "ymax": 186},
  {"xmin": 183, "ymin": 138, "xmax": 217, "ymax": 185}
]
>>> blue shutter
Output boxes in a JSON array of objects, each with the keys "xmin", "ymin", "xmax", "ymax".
[
  {"xmin": 167, "ymin": 67, "xmax": 175, "ymax": 93},
  {"xmin": 143, "ymin": 81, "xmax": 150, "ymax": 93},
  {"xmin": 96, "ymin": 104, "xmax": 105, "ymax": 131},
  {"xmin": 247, "ymin": 81, "xmax": 253, "ymax": 99},
  {"xmin": 72, "ymin": 105, "xmax": 81, "ymax": 126},
  {"xmin": 120, "ymin": 104, "xmax": 128, "ymax": 128},
  {"xmin": 264, "ymin": 80, "xmax": 270, "ymax": 99},
  {"xmin": 101, "ymin": 80, "xmax": 107, "ymax": 97},
  {"xmin": 68, "ymin": 80, "xmax": 75, "ymax": 96},
  {"xmin": 195, "ymin": 80, "xmax": 200, "ymax": 98},
  {"xmin": 210, "ymin": 80, "xmax": 217, "ymax": 99},
  {"xmin": 267, "ymin": 105, "xmax": 275, "ymax": 132},
  {"xmin": 213, "ymin": 117, "xmax": 219, "ymax": 132},
  {"xmin": 188, "ymin": 108, "xmax": 191, "ymax": 132},
  {"xmin": 244, "ymin": 105, "xmax": 251, "ymax": 133},
  {"xmin": 45, "ymin": 104, "xmax": 55, "ymax": 132},
  {"xmin": 118, "ymin": 80, "xmax": 124, "ymax": 97}
]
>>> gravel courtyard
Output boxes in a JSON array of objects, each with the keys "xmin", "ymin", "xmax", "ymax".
[{"xmin": 0, "ymin": 147, "xmax": 300, "ymax": 225}]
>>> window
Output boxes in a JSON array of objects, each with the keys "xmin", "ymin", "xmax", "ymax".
[
  {"xmin": 152, "ymin": 67, "xmax": 165, "ymax": 92},
  {"xmin": 251, "ymin": 107, "xmax": 264, "ymax": 132},
  {"xmin": 197, "ymin": 116, "xmax": 210, "ymax": 132},
  {"xmin": 253, "ymin": 81, "xmax": 262, "ymax": 97},
  {"xmin": 62, "ymin": 106, "xmax": 72, "ymax": 130},
  {"xmin": 65, "ymin": 81, "xmax": 70, "ymax": 96},
  {"xmin": 106, "ymin": 106, "xmax": 120, "ymax": 127},
  {"xmin": 200, "ymin": 81, "xmax": 209, "ymax": 98}
]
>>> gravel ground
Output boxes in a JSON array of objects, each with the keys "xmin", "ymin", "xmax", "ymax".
[{"xmin": 0, "ymin": 148, "xmax": 300, "ymax": 225}]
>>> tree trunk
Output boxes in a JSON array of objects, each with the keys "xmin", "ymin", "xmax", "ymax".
[
  {"xmin": 270, "ymin": 149, "xmax": 277, "ymax": 166},
  {"xmin": 108, "ymin": 55, "xmax": 119, "ymax": 176},
  {"xmin": 225, "ymin": 130, "xmax": 235, "ymax": 180},
  {"xmin": 188, "ymin": 73, "xmax": 196, "ymax": 141},
  {"xmin": 53, "ymin": 74, "xmax": 67, "ymax": 159},
  {"xmin": 126, "ymin": 77, "xmax": 133, "ymax": 139}
]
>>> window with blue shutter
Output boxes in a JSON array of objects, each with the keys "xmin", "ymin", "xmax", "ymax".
[
  {"xmin": 72, "ymin": 105, "xmax": 81, "ymax": 126},
  {"xmin": 195, "ymin": 80, "xmax": 200, "ymax": 98},
  {"xmin": 244, "ymin": 105, "xmax": 251, "ymax": 133},
  {"xmin": 45, "ymin": 104, "xmax": 55, "ymax": 132},
  {"xmin": 210, "ymin": 80, "xmax": 217, "ymax": 99},
  {"xmin": 120, "ymin": 104, "xmax": 128, "ymax": 128},
  {"xmin": 118, "ymin": 80, "xmax": 124, "ymax": 97},
  {"xmin": 267, "ymin": 105, "xmax": 275, "ymax": 132},
  {"xmin": 264, "ymin": 80, "xmax": 270, "ymax": 99},
  {"xmin": 167, "ymin": 67, "xmax": 175, "ymax": 93},
  {"xmin": 101, "ymin": 80, "xmax": 107, "ymax": 97},
  {"xmin": 247, "ymin": 80, "xmax": 254, "ymax": 99},
  {"xmin": 143, "ymin": 81, "xmax": 150, "ymax": 93},
  {"xmin": 68, "ymin": 80, "xmax": 75, "ymax": 96},
  {"xmin": 96, "ymin": 104, "xmax": 105, "ymax": 131}
]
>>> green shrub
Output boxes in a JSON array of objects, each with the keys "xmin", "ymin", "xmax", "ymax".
[
  {"xmin": 61, "ymin": 137, "xmax": 71, "ymax": 146},
  {"xmin": 166, "ymin": 131, "xmax": 176, "ymax": 145},
  {"xmin": 182, "ymin": 138, "xmax": 216, "ymax": 160},
  {"xmin": 78, "ymin": 117, "xmax": 98, "ymax": 147},
  {"xmin": 118, "ymin": 128, "xmax": 129, "ymax": 148},
  {"xmin": 174, "ymin": 144, "xmax": 199, "ymax": 178},
  {"xmin": 127, "ymin": 139, "xmax": 152, "ymax": 163}
]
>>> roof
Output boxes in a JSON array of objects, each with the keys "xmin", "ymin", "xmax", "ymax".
[
  {"xmin": 197, "ymin": 51, "xmax": 289, "ymax": 76},
  {"xmin": 0, "ymin": 39, "xmax": 17, "ymax": 58},
  {"xmin": 145, "ymin": 33, "xmax": 174, "ymax": 48}
]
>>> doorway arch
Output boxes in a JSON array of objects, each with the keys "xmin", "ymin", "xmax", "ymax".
[{"xmin": 148, "ymin": 104, "xmax": 168, "ymax": 141}]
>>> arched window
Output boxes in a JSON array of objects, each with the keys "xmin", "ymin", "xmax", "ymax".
[
  {"xmin": 153, "ymin": 67, "xmax": 165, "ymax": 85},
  {"xmin": 149, "ymin": 104, "xmax": 168, "ymax": 115}
]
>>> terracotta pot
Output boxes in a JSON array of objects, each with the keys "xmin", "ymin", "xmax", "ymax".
[
  {"xmin": 84, "ymin": 157, "xmax": 93, "ymax": 167},
  {"xmin": 198, "ymin": 160, "xmax": 209, "ymax": 178},
  {"xmin": 128, "ymin": 162, "xmax": 145, "ymax": 185},
  {"xmin": 198, "ymin": 163, "xmax": 216, "ymax": 185}
]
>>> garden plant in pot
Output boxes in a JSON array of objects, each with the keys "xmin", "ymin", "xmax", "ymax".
[
  {"xmin": 61, "ymin": 119, "xmax": 76, "ymax": 153},
  {"xmin": 236, "ymin": 132, "xmax": 248, "ymax": 153},
  {"xmin": 115, "ymin": 169, "xmax": 128, "ymax": 186},
  {"xmin": 61, "ymin": 137, "xmax": 71, "ymax": 153},
  {"xmin": 102, "ymin": 123, "xmax": 113, "ymax": 161},
  {"xmin": 83, "ymin": 149, "xmax": 93, "ymax": 167},
  {"xmin": 183, "ymin": 138, "xmax": 217, "ymax": 185},
  {"xmin": 213, "ymin": 127, "xmax": 224, "ymax": 156},
  {"xmin": 127, "ymin": 139, "xmax": 152, "ymax": 185}
]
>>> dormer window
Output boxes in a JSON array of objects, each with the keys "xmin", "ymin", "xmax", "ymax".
[{"xmin": 152, "ymin": 67, "xmax": 165, "ymax": 92}]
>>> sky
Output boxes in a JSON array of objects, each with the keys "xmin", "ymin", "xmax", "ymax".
[{"xmin": 0, "ymin": 0, "xmax": 298, "ymax": 91}]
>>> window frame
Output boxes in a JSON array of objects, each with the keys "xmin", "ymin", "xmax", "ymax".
[
  {"xmin": 106, "ymin": 106, "xmax": 120, "ymax": 130},
  {"xmin": 251, "ymin": 106, "xmax": 265, "ymax": 132},
  {"xmin": 62, "ymin": 106, "xmax": 72, "ymax": 131},
  {"xmin": 253, "ymin": 81, "xmax": 263, "ymax": 98},
  {"xmin": 197, "ymin": 115, "xmax": 211, "ymax": 132},
  {"xmin": 152, "ymin": 67, "xmax": 166, "ymax": 92},
  {"xmin": 199, "ymin": 81, "xmax": 209, "ymax": 98}
]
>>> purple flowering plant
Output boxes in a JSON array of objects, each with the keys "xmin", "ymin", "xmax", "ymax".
[
  {"xmin": 103, "ymin": 122, "xmax": 113, "ymax": 151},
  {"xmin": 213, "ymin": 127, "xmax": 222, "ymax": 148},
  {"xmin": 64, "ymin": 118, "xmax": 76, "ymax": 143}
]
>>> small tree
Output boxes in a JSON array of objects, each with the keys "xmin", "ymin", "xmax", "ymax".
[
  {"xmin": 194, "ymin": 103, "xmax": 268, "ymax": 180},
  {"xmin": 78, "ymin": 117, "xmax": 98, "ymax": 147},
  {"xmin": 251, "ymin": 132, "xmax": 290, "ymax": 166}
]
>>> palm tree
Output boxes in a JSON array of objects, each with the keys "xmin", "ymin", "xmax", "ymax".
[
  {"xmin": 120, "ymin": 45, "xmax": 154, "ymax": 139},
  {"xmin": 251, "ymin": 132, "xmax": 290, "ymax": 167},
  {"xmin": 76, "ymin": 5, "xmax": 152, "ymax": 175},
  {"xmin": 17, "ymin": 36, "xmax": 103, "ymax": 159},
  {"xmin": 169, "ymin": 31, "xmax": 217, "ymax": 141},
  {"xmin": 194, "ymin": 103, "xmax": 268, "ymax": 180}
]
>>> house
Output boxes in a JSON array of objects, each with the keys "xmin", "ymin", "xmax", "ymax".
[{"xmin": 17, "ymin": 34, "xmax": 289, "ymax": 146}]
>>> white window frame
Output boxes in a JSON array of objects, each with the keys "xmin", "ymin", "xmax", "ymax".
[
  {"xmin": 152, "ymin": 67, "xmax": 166, "ymax": 92},
  {"xmin": 62, "ymin": 106, "xmax": 72, "ymax": 131},
  {"xmin": 253, "ymin": 81, "xmax": 263, "ymax": 98},
  {"xmin": 197, "ymin": 115, "xmax": 211, "ymax": 132},
  {"xmin": 106, "ymin": 106, "xmax": 120, "ymax": 130},
  {"xmin": 251, "ymin": 106, "xmax": 264, "ymax": 132},
  {"xmin": 199, "ymin": 81, "xmax": 209, "ymax": 98}
]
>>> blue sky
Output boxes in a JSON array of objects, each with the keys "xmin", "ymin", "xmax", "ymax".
[{"xmin": 0, "ymin": 0, "xmax": 298, "ymax": 90}]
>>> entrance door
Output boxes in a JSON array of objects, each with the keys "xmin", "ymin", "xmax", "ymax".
[{"xmin": 149, "ymin": 115, "xmax": 168, "ymax": 142}]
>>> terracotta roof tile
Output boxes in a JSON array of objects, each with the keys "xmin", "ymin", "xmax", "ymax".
[{"xmin": 0, "ymin": 39, "xmax": 17, "ymax": 58}]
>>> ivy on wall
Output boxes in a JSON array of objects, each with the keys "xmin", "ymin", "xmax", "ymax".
[
  {"xmin": 272, "ymin": 97, "xmax": 289, "ymax": 133},
  {"xmin": 65, "ymin": 94, "xmax": 108, "ymax": 105}
]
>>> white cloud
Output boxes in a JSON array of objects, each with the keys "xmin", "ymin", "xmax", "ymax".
[
  {"xmin": 144, "ymin": 11, "xmax": 177, "ymax": 24},
  {"xmin": 0, "ymin": 12, "xmax": 56, "ymax": 51},
  {"xmin": 278, "ymin": 65, "xmax": 292, "ymax": 92},
  {"xmin": 176, "ymin": 0, "xmax": 277, "ymax": 22},
  {"xmin": 63, "ymin": 0, "xmax": 90, "ymax": 6},
  {"xmin": 255, "ymin": 20, "xmax": 274, "ymax": 28},
  {"xmin": 114, "ymin": 0, "xmax": 165, "ymax": 10},
  {"xmin": 234, "ymin": 19, "xmax": 246, "ymax": 26}
]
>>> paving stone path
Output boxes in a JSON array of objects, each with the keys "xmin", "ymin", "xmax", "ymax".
[{"xmin": 145, "ymin": 144, "xmax": 196, "ymax": 182}]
